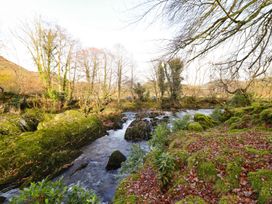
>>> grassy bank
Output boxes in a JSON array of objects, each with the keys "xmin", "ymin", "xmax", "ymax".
[
  {"xmin": 114, "ymin": 103, "xmax": 272, "ymax": 204},
  {"xmin": 0, "ymin": 110, "xmax": 106, "ymax": 190}
]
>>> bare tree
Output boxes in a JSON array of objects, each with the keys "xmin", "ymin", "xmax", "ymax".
[
  {"xmin": 19, "ymin": 18, "xmax": 59, "ymax": 95},
  {"xmin": 113, "ymin": 44, "xmax": 128, "ymax": 105},
  {"xmin": 148, "ymin": 63, "xmax": 159, "ymax": 100},
  {"xmin": 137, "ymin": 0, "xmax": 272, "ymax": 91},
  {"xmin": 55, "ymin": 26, "xmax": 75, "ymax": 97}
]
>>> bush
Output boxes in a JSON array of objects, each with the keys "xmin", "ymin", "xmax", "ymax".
[
  {"xmin": 120, "ymin": 144, "xmax": 146, "ymax": 175},
  {"xmin": 172, "ymin": 115, "xmax": 191, "ymax": 132},
  {"xmin": 10, "ymin": 179, "xmax": 99, "ymax": 204},
  {"xmin": 187, "ymin": 122, "xmax": 203, "ymax": 132},
  {"xmin": 229, "ymin": 91, "xmax": 252, "ymax": 107},
  {"xmin": 154, "ymin": 151, "xmax": 176, "ymax": 187},
  {"xmin": 148, "ymin": 123, "xmax": 170, "ymax": 150},
  {"xmin": 66, "ymin": 185, "xmax": 100, "ymax": 204},
  {"xmin": 194, "ymin": 113, "xmax": 217, "ymax": 129},
  {"xmin": 210, "ymin": 107, "xmax": 226, "ymax": 123}
]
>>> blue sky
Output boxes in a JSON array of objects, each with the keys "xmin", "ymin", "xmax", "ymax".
[{"xmin": 0, "ymin": 0, "xmax": 174, "ymax": 81}]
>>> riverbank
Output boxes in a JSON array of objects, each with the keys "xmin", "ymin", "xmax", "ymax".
[
  {"xmin": 0, "ymin": 110, "xmax": 109, "ymax": 191},
  {"xmin": 114, "ymin": 103, "xmax": 272, "ymax": 203}
]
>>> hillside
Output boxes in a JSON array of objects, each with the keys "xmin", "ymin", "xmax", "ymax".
[{"xmin": 0, "ymin": 56, "xmax": 43, "ymax": 94}]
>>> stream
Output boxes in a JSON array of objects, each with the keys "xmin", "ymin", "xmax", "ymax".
[{"xmin": 1, "ymin": 109, "xmax": 213, "ymax": 203}]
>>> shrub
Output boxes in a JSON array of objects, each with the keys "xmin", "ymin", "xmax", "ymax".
[
  {"xmin": 260, "ymin": 108, "xmax": 272, "ymax": 124},
  {"xmin": 194, "ymin": 113, "xmax": 217, "ymax": 129},
  {"xmin": 148, "ymin": 123, "xmax": 170, "ymax": 150},
  {"xmin": 120, "ymin": 144, "xmax": 146, "ymax": 175},
  {"xmin": 228, "ymin": 91, "xmax": 252, "ymax": 107},
  {"xmin": 187, "ymin": 122, "xmax": 203, "ymax": 132},
  {"xmin": 66, "ymin": 185, "xmax": 99, "ymax": 204},
  {"xmin": 180, "ymin": 96, "xmax": 198, "ymax": 109},
  {"xmin": 10, "ymin": 180, "xmax": 99, "ymax": 204},
  {"xmin": 154, "ymin": 151, "xmax": 176, "ymax": 187},
  {"xmin": 172, "ymin": 115, "xmax": 191, "ymax": 132},
  {"xmin": 210, "ymin": 107, "xmax": 226, "ymax": 123}
]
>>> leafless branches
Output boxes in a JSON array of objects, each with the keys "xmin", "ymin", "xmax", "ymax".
[{"xmin": 137, "ymin": 0, "xmax": 272, "ymax": 91}]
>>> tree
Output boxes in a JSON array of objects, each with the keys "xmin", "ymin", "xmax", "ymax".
[
  {"xmin": 133, "ymin": 82, "xmax": 146, "ymax": 101},
  {"xmin": 157, "ymin": 61, "xmax": 166, "ymax": 99},
  {"xmin": 20, "ymin": 19, "xmax": 58, "ymax": 95},
  {"xmin": 55, "ymin": 26, "xmax": 74, "ymax": 97},
  {"xmin": 148, "ymin": 63, "xmax": 159, "ymax": 100},
  {"xmin": 167, "ymin": 58, "xmax": 184, "ymax": 100},
  {"xmin": 19, "ymin": 18, "xmax": 78, "ymax": 100},
  {"xmin": 162, "ymin": 58, "xmax": 184, "ymax": 101},
  {"xmin": 113, "ymin": 44, "xmax": 128, "ymax": 105},
  {"xmin": 138, "ymin": 0, "xmax": 272, "ymax": 91}
]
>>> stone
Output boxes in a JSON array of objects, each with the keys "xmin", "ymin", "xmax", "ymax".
[
  {"xmin": 124, "ymin": 119, "xmax": 152, "ymax": 141},
  {"xmin": 0, "ymin": 196, "xmax": 6, "ymax": 203},
  {"xmin": 106, "ymin": 150, "xmax": 126, "ymax": 170}
]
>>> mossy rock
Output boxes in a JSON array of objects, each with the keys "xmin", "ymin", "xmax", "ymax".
[
  {"xmin": 124, "ymin": 119, "xmax": 152, "ymax": 141},
  {"xmin": 194, "ymin": 113, "xmax": 217, "ymax": 129},
  {"xmin": 0, "ymin": 110, "xmax": 105, "ymax": 188},
  {"xmin": 225, "ymin": 116, "xmax": 240, "ymax": 126},
  {"xmin": 187, "ymin": 122, "xmax": 203, "ymax": 132},
  {"xmin": 0, "ymin": 115, "xmax": 21, "ymax": 136},
  {"xmin": 248, "ymin": 169, "xmax": 272, "ymax": 204},
  {"xmin": 106, "ymin": 150, "xmax": 126, "ymax": 170},
  {"xmin": 175, "ymin": 195, "xmax": 207, "ymax": 204},
  {"xmin": 260, "ymin": 108, "xmax": 272, "ymax": 125}
]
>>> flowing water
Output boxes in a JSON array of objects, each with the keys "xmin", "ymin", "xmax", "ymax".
[{"xmin": 0, "ymin": 109, "xmax": 213, "ymax": 203}]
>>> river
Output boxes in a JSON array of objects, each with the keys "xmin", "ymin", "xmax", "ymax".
[{"xmin": 1, "ymin": 109, "xmax": 213, "ymax": 203}]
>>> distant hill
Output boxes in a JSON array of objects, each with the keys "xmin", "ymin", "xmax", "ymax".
[{"xmin": 0, "ymin": 56, "xmax": 44, "ymax": 94}]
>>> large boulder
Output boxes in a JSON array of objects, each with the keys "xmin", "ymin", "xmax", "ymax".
[
  {"xmin": 106, "ymin": 150, "xmax": 126, "ymax": 170},
  {"xmin": 0, "ymin": 196, "xmax": 6, "ymax": 203},
  {"xmin": 124, "ymin": 119, "xmax": 152, "ymax": 141},
  {"xmin": 194, "ymin": 113, "xmax": 217, "ymax": 129}
]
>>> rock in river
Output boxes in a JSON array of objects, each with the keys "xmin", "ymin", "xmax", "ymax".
[
  {"xmin": 124, "ymin": 119, "xmax": 152, "ymax": 141},
  {"xmin": 106, "ymin": 150, "xmax": 126, "ymax": 171}
]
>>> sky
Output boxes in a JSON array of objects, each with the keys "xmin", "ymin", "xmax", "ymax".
[{"xmin": 0, "ymin": 0, "xmax": 177, "ymax": 82}]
